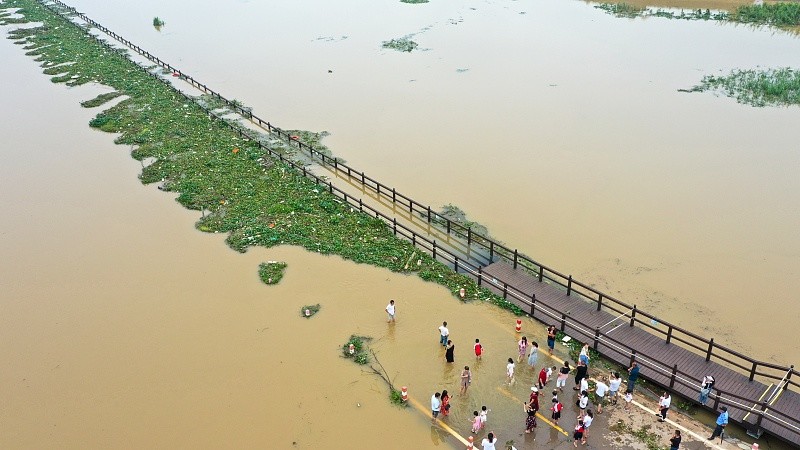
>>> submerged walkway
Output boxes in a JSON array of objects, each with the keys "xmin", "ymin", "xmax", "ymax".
[{"xmin": 482, "ymin": 261, "xmax": 800, "ymax": 444}]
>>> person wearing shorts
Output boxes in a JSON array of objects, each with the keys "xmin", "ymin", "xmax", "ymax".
[
  {"xmin": 557, "ymin": 361, "xmax": 570, "ymax": 391},
  {"xmin": 609, "ymin": 372, "xmax": 622, "ymax": 405},
  {"xmin": 572, "ymin": 420, "xmax": 585, "ymax": 447},
  {"xmin": 592, "ymin": 377, "xmax": 609, "ymax": 413},
  {"xmin": 551, "ymin": 392, "xmax": 563, "ymax": 425},
  {"xmin": 431, "ymin": 392, "xmax": 441, "ymax": 422},
  {"xmin": 546, "ymin": 325, "xmax": 557, "ymax": 355}
]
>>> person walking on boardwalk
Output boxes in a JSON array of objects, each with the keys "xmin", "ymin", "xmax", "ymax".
[
  {"xmin": 707, "ymin": 406, "xmax": 728, "ymax": 441},
  {"xmin": 445, "ymin": 340, "xmax": 455, "ymax": 363},
  {"xmin": 547, "ymin": 325, "xmax": 557, "ymax": 356},
  {"xmin": 669, "ymin": 430, "xmax": 682, "ymax": 450},
  {"xmin": 431, "ymin": 392, "xmax": 441, "ymax": 423},
  {"xmin": 573, "ymin": 361, "xmax": 587, "ymax": 390},
  {"xmin": 657, "ymin": 391, "xmax": 671, "ymax": 422},
  {"xmin": 438, "ymin": 321, "xmax": 449, "ymax": 347},
  {"xmin": 474, "ymin": 338, "xmax": 483, "ymax": 359},
  {"xmin": 699, "ymin": 375, "xmax": 715, "ymax": 405},
  {"xmin": 627, "ymin": 362, "xmax": 640, "ymax": 392},
  {"xmin": 527, "ymin": 341, "xmax": 539, "ymax": 368},
  {"xmin": 460, "ymin": 365, "xmax": 472, "ymax": 394},
  {"xmin": 385, "ymin": 299, "xmax": 395, "ymax": 323},
  {"xmin": 557, "ymin": 360, "xmax": 570, "ymax": 392},
  {"xmin": 518, "ymin": 336, "xmax": 528, "ymax": 363}
]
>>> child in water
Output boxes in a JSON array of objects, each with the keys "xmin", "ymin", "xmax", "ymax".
[{"xmin": 471, "ymin": 411, "xmax": 481, "ymax": 433}]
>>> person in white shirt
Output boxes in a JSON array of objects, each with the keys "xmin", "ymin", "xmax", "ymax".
[
  {"xmin": 592, "ymin": 377, "xmax": 609, "ymax": 413},
  {"xmin": 658, "ymin": 392, "xmax": 672, "ymax": 422},
  {"xmin": 609, "ymin": 372, "xmax": 623, "ymax": 405},
  {"xmin": 438, "ymin": 322, "xmax": 449, "ymax": 347},
  {"xmin": 579, "ymin": 377, "xmax": 589, "ymax": 394},
  {"xmin": 481, "ymin": 432, "xmax": 497, "ymax": 450},
  {"xmin": 385, "ymin": 299, "xmax": 395, "ymax": 323},
  {"xmin": 581, "ymin": 410, "xmax": 594, "ymax": 444},
  {"xmin": 506, "ymin": 358, "xmax": 515, "ymax": 385},
  {"xmin": 431, "ymin": 392, "xmax": 441, "ymax": 422}
]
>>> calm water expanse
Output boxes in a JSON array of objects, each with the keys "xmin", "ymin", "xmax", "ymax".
[{"xmin": 2, "ymin": 0, "xmax": 799, "ymax": 447}]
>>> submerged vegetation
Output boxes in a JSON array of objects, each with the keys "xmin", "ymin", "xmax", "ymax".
[
  {"xmin": 609, "ymin": 420, "xmax": 663, "ymax": 450},
  {"xmin": 258, "ymin": 261, "xmax": 287, "ymax": 285},
  {"xmin": 342, "ymin": 335, "xmax": 371, "ymax": 365},
  {"xmin": 595, "ymin": 1, "xmax": 800, "ymax": 27},
  {"xmin": 80, "ymin": 91, "xmax": 123, "ymax": 108},
  {"xmin": 382, "ymin": 37, "xmax": 418, "ymax": 52},
  {"xmin": 686, "ymin": 68, "xmax": 800, "ymax": 107},
  {"xmin": 300, "ymin": 303, "xmax": 321, "ymax": 318}
]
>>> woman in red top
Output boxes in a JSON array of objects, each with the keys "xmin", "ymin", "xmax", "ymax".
[{"xmin": 441, "ymin": 390, "xmax": 451, "ymax": 416}]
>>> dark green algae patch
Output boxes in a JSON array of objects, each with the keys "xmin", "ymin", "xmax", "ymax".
[{"xmin": 0, "ymin": 0, "xmax": 524, "ymax": 315}]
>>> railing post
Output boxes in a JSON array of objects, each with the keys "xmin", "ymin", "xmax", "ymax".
[
  {"xmin": 706, "ymin": 338, "xmax": 714, "ymax": 362},
  {"xmin": 786, "ymin": 365, "xmax": 795, "ymax": 391},
  {"xmin": 361, "ymin": 171, "xmax": 365, "ymax": 184},
  {"xmin": 513, "ymin": 249, "xmax": 518, "ymax": 269},
  {"xmin": 446, "ymin": 220, "xmax": 450, "ymax": 235},
  {"xmin": 530, "ymin": 293, "xmax": 536, "ymax": 316},
  {"xmin": 560, "ymin": 313, "xmax": 566, "ymax": 332},
  {"xmin": 630, "ymin": 305, "xmax": 637, "ymax": 327},
  {"xmin": 712, "ymin": 389, "xmax": 721, "ymax": 410},
  {"xmin": 477, "ymin": 266, "xmax": 482, "ymax": 286},
  {"xmin": 427, "ymin": 206, "xmax": 431, "ymax": 223},
  {"xmin": 467, "ymin": 227, "xmax": 472, "ymax": 246},
  {"xmin": 392, "ymin": 218, "xmax": 397, "ymax": 236},
  {"xmin": 432, "ymin": 240, "xmax": 437, "ymax": 260},
  {"xmin": 412, "ymin": 234, "xmax": 416, "ymax": 247},
  {"xmin": 669, "ymin": 364, "xmax": 678, "ymax": 389},
  {"xmin": 629, "ymin": 350, "xmax": 637, "ymax": 367},
  {"xmin": 597, "ymin": 293, "xmax": 603, "ymax": 311},
  {"xmin": 567, "ymin": 275, "xmax": 572, "ymax": 296},
  {"xmin": 392, "ymin": 188, "xmax": 396, "ymax": 203},
  {"xmin": 666, "ymin": 326, "xmax": 673, "ymax": 344},
  {"xmin": 503, "ymin": 283, "xmax": 508, "ymax": 299},
  {"xmin": 753, "ymin": 400, "xmax": 768, "ymax": 432},
  {"xmin": 489, "ymin": 241, "xmax": 494, "ymax": 261},
  {"xmin": 454, "ymin": 257, "xmax": 459, "ymax": 273},
  {"xmin": 593, "ymin": 327, "xmax": 600, "ymax": 351},
  {"xmin": 538, "ymin": 264, "xmax": 543, "ymax": 282},
  {"xmin": 358, "ymin": 199, "xmax": 363, "ymax": 211},
  {"xmin": 749, "ymin": 362, "xmax": 757, "ymax": 382}
]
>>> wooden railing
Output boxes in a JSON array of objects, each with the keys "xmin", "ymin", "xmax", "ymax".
[{"xmin": 36, "ymin": 0, "xmax": 800, "ymax": 440}]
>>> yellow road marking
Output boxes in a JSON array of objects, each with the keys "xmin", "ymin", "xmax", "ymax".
[
  {"xmin": 406, "ymin": 396, "xmax": 470, "ymax": 446},
  {"xmin": 495, "ymin": 386, "xmax": 569, "ymax": 435}
]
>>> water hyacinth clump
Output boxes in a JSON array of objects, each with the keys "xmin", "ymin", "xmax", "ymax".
[
  {"xmin": 152, "ymin": 16, "xmax": 164, "ymax": 27},
  {"xmin": 690, "ymin": 68, "xmax": 800, "ymax": 107},
  {"xmin": 382, "ymin": 37, "xmax": 418, "ymax": 52},
  {"xmin": 258, "ymin": 261, "xmax": 287, "ymax": 285}
]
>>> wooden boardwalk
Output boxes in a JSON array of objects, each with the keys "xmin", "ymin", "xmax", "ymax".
[{"xmin": 482, "ymin": 261, "xmax": 800, "ymax": 444}]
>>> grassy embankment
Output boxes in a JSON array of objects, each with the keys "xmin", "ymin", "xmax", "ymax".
[
  {"xmin": 596, "ymin": 0, "xmax": 800, "ymax": 27},
  {"xmin": 0, "ymin": 0, "xmax": 524, "ymax": 315}
]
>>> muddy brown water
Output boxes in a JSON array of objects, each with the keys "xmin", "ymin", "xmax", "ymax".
[
  {"xmin": 56, "ymin": 0, "xmax": 800, "ymax": 367},
  {"xmin": 2, "ymin": 0, "xmax": 800, "ymax": 448}
]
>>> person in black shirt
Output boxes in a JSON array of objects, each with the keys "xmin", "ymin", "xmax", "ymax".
[
  {"xmin": 669, "ymin": 430, "xmax": 681, "ymax": 450},
  {"xmin": 573, "ymin": 361, "xmax": 588, "ymax": 390}
]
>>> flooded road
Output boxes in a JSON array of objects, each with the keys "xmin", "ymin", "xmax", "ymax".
[{"xmin": 55, "ymin": 0, "xmax": 800, "ymax": 366}]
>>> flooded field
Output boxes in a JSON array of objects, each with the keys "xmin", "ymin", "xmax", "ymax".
[{"xmin": 2, "ymin": 0, "xmax": 800, "ymax": 448}]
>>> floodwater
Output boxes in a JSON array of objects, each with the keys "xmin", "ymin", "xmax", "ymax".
[
  {"xmin": 2, "ymin": 0, "xmax": 800, "ymax": 447},
  {"xmin": 0, "ymin": 31, "xmax": 602, "ymax": 449},
  {"xmin": 59, "ymin": 0, "xmax": 800, "ymax": 366}
]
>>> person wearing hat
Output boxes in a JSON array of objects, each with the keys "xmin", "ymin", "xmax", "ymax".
[{"xmin": 708, "ymin": 406, "xmax": 728, "ymax": 440}]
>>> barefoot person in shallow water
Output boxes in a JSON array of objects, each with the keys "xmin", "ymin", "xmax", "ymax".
[{"xmin": 460, "ymin": 365, "xmax": 472, "ymax": 394}]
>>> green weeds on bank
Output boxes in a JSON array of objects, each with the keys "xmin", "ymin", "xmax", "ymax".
[
  {"xmin": 80, "ymin": 91, "xmax": 122, "ymax": 108},
  {"xmin": 259, "ymin": 261, "xmax": 287, "ymax": 285},
  {"xmin": 687, "ymin": 67, "xmax": 800, "ymax": 107},
  {"xmin": 609, "ymin": 420, "xmax": 665, "ymax": 450}
]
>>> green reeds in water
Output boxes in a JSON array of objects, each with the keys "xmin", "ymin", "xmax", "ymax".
[
  {"xmin": 732, "ymin": 2, "xmax": 800, "ymax": 27},
  {"xmin": 691, "ymin": 68, "xmax": 800, "ymax": 107},
  {"xmin": 152, "ymin": 17, "xmax": 164, "ymax": 28}
]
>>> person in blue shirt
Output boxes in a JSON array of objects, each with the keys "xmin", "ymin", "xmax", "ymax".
[
  {"xmin": 627, "ymin": 362, "xmax": 640, "ymax": 392},
  {"xmin": 708, "ymin": 406, "xmax": 728, "ymax": 440}
]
